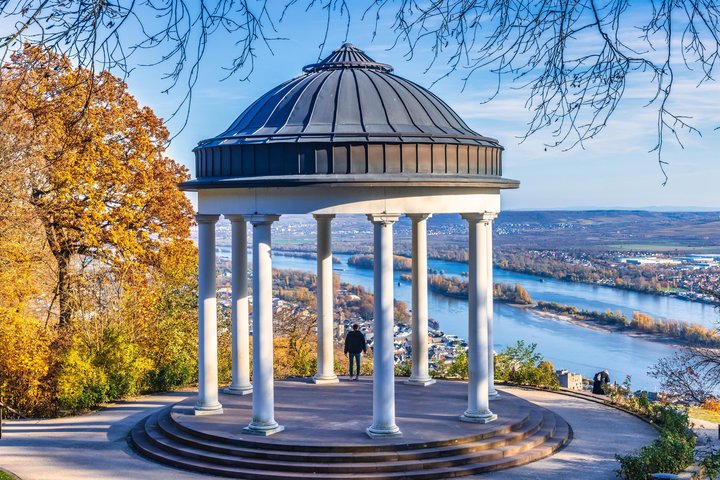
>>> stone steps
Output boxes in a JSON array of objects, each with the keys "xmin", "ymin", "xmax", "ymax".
[
  {"xmin": 167, "ymin": 409, "xmax": 533, "ymax": 454},
  {"xmin": 130, "ymin": 405, "xmax": 571, "ymax": 479},
  {"xmin": 158, "ymin": 409, "xmax": 544, "ymax": 462}
]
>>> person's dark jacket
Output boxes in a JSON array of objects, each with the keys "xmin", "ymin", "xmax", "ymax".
[
  {"xmin": 344, "ymin": 330, "xmax": 367, "ymax": 354},
  {"xmin": 592, "ymin": 371, "xmax": 610, "ymax": 394}
]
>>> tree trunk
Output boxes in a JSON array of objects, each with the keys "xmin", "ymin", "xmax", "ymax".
[{"xmin": 56, "ymin": 250, "xmax": 72, "ymax": 327}]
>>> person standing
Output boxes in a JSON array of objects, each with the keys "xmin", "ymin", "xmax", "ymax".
[
  {"xmin": 592, "ymin": 369, "xmax": 610, "ymax": 394},
  {"xmin": 344, "ymin": 323, "xmax": 367, "ymax": 381}
]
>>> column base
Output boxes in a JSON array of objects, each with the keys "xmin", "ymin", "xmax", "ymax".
[
  {"xmin": 460, "ymin": 410, "xmax": 497, "ymax": 424},
  {"xmin": 193, "ymin": 403, "xmax": 224, "ymax": 416},
  {"xmin": 223, "ymin": 385, "xmax": 253, "ymax": 396},
  {"xmin": 405, "ymin": 377, "xmax": 436, "ymax": 387},
  {"xmin": 311, "ymin": 374, "xmax": 340, "ymax": 385},
  {"xmin": 366, "ymin": 424, "xmax": 402, "ymax": 439},
  {"xmin": 489, "ymin": 389, "xmax": 502, "ymax": 401},
  {"xmin": 243, "ymin": 421, "xmax": 285, "ymax": 436}
]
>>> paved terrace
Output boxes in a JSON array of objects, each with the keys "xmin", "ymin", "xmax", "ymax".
[{"xmin": 0, "ymin": 383, "xmax": 657, "ymax": 479}]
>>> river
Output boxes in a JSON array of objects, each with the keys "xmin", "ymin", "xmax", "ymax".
[{"xmin": 218, "ymin": 247, "xmax": 718, "ymax": 391}]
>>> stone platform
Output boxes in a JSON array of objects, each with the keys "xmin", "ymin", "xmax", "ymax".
[{"xmin": 131, "ymin": 379, "xmax": 571, "ymax": 478}]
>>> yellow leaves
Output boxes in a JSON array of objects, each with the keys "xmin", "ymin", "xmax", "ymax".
[
  {"xmin": 0, "ymin": 45, "xmax": 201, "ymax": 416},
  {"xmin": 0, "ymin": 44, "xmax": 194, "ymax": 325},
  {"xmin": 0, "ymin": 310, "xmax": 56, "ymax": 415}
]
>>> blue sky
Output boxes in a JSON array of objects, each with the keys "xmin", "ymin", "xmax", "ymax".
[{"xmin": 121, "ymin": 3, "xmax": 720, "ymax": 211}]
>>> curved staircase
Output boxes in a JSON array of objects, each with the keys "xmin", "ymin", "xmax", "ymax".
[{"xmin": 130, "ymin": 386, "xmax": 571, "ymax": 479}]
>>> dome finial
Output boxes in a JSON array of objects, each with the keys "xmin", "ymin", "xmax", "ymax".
[{"xmin": 303, "ymin": 43, "xmax": 393, "ymax": 73}]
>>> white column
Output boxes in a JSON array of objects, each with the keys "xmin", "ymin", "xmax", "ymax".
[
  {"xmin": 313, "ymin": 214, "xmax": 339, "ymax": 384},
  {"xmin": 366, "ymin": 214, "xmax": 402, "ymax": 438},
  {"xmin": 194, "ymin": 214, "xmax": 223, "ymax": 415},
  {"xmin": 224, "ymin": 215, "xmax": 253, "ymax": 395},
  {"xmin": 486, "ymin": 212, "xmax": 501, "ymax": 400},
  {"xmin": 406, "ymin": 214, "xmax": 435, "ymax": 386},
  {"xmin": 243, "ymin": 215, "xmax": 284, "ymax": 436},
  {"xmin": 459, "ymin": 213, "xmax": 497, "ymax": 424}
]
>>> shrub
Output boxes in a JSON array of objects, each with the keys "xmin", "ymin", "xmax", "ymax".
[
  {"xmin": 395, "ymin": 361, "xmax": 412, "ymax": 377},
  {"xmin": 702, "ymin": 397, "xmax": 720, "ymax": 413},
  {"xmin": 615, "ymin": 398, "xmax": 696, "ymax": 479},
  {"xmin": 94, "ymin": 325, "xmax": 152, "ymax": 399},
  {"xmin": 616, "ymin": 433, "xmax": 695, "ymax": 480},
  {"xmin": 56, "ymin": 344, "xmax": 109, "ymax": 411},
  {"xmin": 494, "ymin": 340, "xmax": 559, "ymax": 389},
  {"xmin": 447, "ymin": 351, "xmax": 469, "ymax": 379},
  {"xmin": 700, "ymin": 448, "xmax": 720, "ymax": 479},
  {"xmin": 145, "ymin": 316, "xmax": 197, "ymax": 391},
  {"xmin": 0, "ymin": 311, "xmax": 56, "ymax": 416},
  {"xmin": 431, "ymin": 360, "xmax": 450, "ymax": 379}
]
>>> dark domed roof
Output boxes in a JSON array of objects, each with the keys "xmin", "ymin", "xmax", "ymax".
[
  {"xmin": 200, "ymin": 43, "xmax": 495, "ymax": 147},
  {"xmin": 186, "ymin": 44, "xmax": 515, "ymax": 189}
]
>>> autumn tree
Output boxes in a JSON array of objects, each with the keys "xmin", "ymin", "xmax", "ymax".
[
  {"xmin": 1, "ymin": 2, "xmax": 719, "ymax": 174},
  {"xmin": 274, "ymin": 305, "xmax": 318, "ymax": 378},
  {"xmin": 0, "ymin": 45, "xmax": 194, "ymax": 327},
  {"xmin": 650, "ymin": 291, "xmax": 720, "ymax": 403}
]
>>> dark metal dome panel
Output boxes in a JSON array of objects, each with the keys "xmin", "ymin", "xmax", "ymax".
[
  {"xmin": 206, "ymin": 44, "xmax": 495, "ymax": 144},
  {"xmin": 189, "ymin": 43, "xmax": 514, "ymax": 188},
  {"xmin": 303, "ymin": 43, "xmax": 394, "ymax": 73}
]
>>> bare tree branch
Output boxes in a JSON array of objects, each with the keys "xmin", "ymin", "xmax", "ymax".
[{"xmin": 1, "ymin": 0, "xmax": 718, "ymax": 175}]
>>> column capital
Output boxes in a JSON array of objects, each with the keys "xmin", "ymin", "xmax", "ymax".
[
  {"xmin": 246, "ymin": 214, "xmax": 281, "ymax": 226},
  {"xmin": 224, "ymin": 214, "xmax": 246, "ymax": 223},
  {"xmin": 406, "ymin": 213, "xmax": 432, "ymax": 222},
  {"xmin": 312, "ymin": 213, "xmax": 336, "ymax": 221},
  {"xmin": 195, "ymin": 213, "xmax": 221, "ymax": 224},
  {"xmin": 460, "ymin": 212, "xmax": 497, "ymax": 224},
  {"xmin": 367, "ymin": 213, "xmax": 401, "ymax": 225}
]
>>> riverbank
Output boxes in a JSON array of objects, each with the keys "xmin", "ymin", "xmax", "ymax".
[
  {"xmin": 528, "ymin": 307, "xmax": 712, "ymax": 350},
  {"xmin": 416, "ymin": 272, "xmax": 718, "ymax": 348},
  {"xmin": 273, "ymin": 248, "xmax": 718, "ymax": 306},
  {"xmin": 495, "ymin": 264, "xmax": 719, "ymax": 306},
  {"xmin": 219, "ymin": 246, "xmax": 704, "ymax": 388}
]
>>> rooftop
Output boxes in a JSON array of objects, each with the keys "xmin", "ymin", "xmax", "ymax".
[{"xmin": 184, "ymin": 43, "xmax": 517, "ymax": 190}]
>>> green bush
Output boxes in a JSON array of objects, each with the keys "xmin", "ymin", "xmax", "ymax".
[
  {"xmin": 430, "ymin": 360, "xmax": 450, "ymax": 379},
  {"xmin": 447, "ymin": 351, "xmax": 468, "ymax": 379},
  {"xmin": 700, "ymin": 448, "xmax": 720, "ymax": 479},
  {"xmin": 146, "ymin": 360, "xmax": 195, "ymax": 392},
  {"xmin": 56, "ymin": 345, "xmax": 109, "ymax": 411},
  {"xmin": 494, "ymin": 340, "xmax": 559, "ymax": 389},
  {"xmin": 653, "ymin": 403, "xmax": 693, "ymax": 436},
  {"xmin": 56, "ymin": 326, "xmax": 154, "ymax": 411},
  {"xmin": 145, "ymin": 317, "xmax": 197, "ymax": 391},
  {"xmin": 394, "ymin": 361, "xmax": 412, "ymax": 377},
  {"xmin": 615, "ymin": 404, "xmax": 695, "ymax": 479},
  {"xmin": 616, "ymin": 433, "xmax": 695, "ymax": 480},
  {"xmin": 95, "ymin": 325, "xmax": 151, "ymax": 399},
  {"xmin": 288, "ymin": 354, "xmax": 316, "ymax": 378}
]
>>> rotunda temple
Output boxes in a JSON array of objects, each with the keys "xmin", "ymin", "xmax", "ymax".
[
  {"xmin": 131, "ymin": 43, "xmax": 573, "ymax": 479},
  {"xmin": 181, "ymin": 43, "xmax": 519, "ymax": 438}
]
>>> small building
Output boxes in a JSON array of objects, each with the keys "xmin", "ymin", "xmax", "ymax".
[{"xmin": 556, "ymin": 370, "xmax": 583, "ymax": 390}]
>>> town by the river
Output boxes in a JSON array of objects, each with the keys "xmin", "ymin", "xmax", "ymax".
[{"xmin": 218, "ymin": 247, "xmax": 718, "ymax": 391}]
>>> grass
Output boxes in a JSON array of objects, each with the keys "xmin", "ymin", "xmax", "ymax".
[
  {"xmin": 0, "ymin": 471, "xmax": 16, "ymax": 480},
  {"xmin": 689, "ymin": 407, "xmax": 720, "ymax": 424}
]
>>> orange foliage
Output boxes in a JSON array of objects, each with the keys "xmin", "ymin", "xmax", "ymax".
[
  {"xmin": 0, "ymin": 44, "xmax": 193, "ymax": 326},
  {"xmin": 0, "ymin": 46, "xmax": 199, "ymax": 416},
  {"xmin": 702, "ymin": 397, "xmax": 720, "ymax": 413}
]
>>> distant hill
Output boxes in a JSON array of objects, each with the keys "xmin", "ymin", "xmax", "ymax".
[
  {"xmin": 492, "ymin": 210, "xmax": 720, "ymax": 250},
  {"xmin": 272, "ymin": 210, "xmax": 720, "ymax": 252}
]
